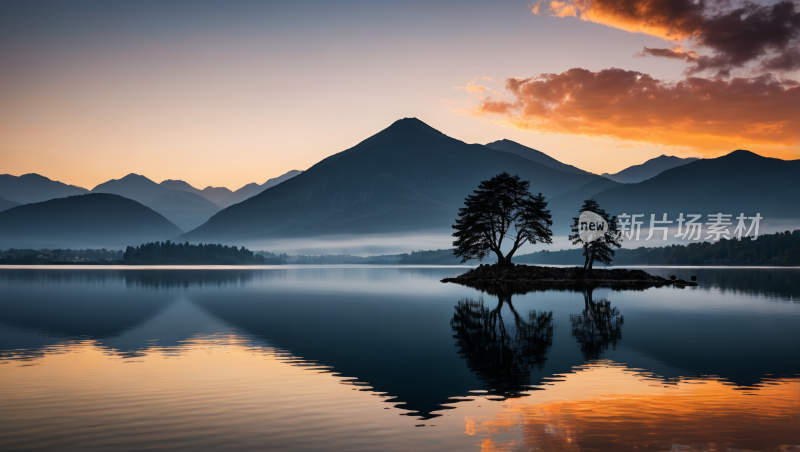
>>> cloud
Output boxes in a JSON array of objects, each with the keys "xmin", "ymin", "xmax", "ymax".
[
  {"xmin": 550, "ymin": 1, "xmax": 578, "ymax": 18},
  {"xmin": 540, "ymin": 0, "xmax": 800, "ymax": 75},
  {"xmin": 635, "ymin": 45, "xmax": 698, "ymax": 61},
  {"xmin": 530, "ymin": 1, "xmax": 542, "ymax": 15},
  {"xmin": 470, "ymin": 68, "xmax": 800, "ymax": 154},
  {"xmin": 464, "ymin": 85, "xmax": 488, "ymax": 94}
]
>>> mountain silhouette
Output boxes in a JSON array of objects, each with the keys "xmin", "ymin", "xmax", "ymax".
[
  {"xmin": 485, "ymin": 139, "xmax": 591, "ymax": 175},
  {"xmin": 593, "ymin": 150, "xmax": 800, "ymax": 220},
  {"xmin": 548, "ymin": 178, "xmax": 624, "ymax": 233},
  {"xmin": 0, "ymin": 173, "xmax": 89, "ymax": 204},
  {"xmin": 217, "ymin": 170, "xmax": 303, "ymax": 208},
  {"xmin": 199, "ymin": 186, "xmax": 233, "ymax": 203},
  {"xmin": 0, "ymin": 196, "xmax": 20, "ymax": 213},
  {"xmin": 180, "ymin": 118, "xmax": 604, "ymax": 242},
  {"xmin": 92, "ymin": 174, "xmax": 221, "ymax": 231},
  {"xmin": 159, "ymin": 180, "xmax": 233, "ymax": 204},
  {"xmin": 0, "ymin": 193, "xmax": 183, "ymax": 249},
  {"xmin": 601, "ymin": 155, "xmax": 700, "ymax": 184}
]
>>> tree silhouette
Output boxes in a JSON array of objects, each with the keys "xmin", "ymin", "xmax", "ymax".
[
  {"xmin": 453, "ymin": 172, "xmax": 553, "ymax": 266},
  {"xmin": 451, "ymin": 295, "xmax": 554, "ymax": 398},
  {"xmin": 570, "ymin": 288, "xmax": 624, "ymax": 360},
  {"xmin": 568, "ymin": 199, "xmax": 622, "ymax": 273}
]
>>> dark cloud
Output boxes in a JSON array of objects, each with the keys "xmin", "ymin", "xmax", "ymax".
[
  {"xmin": 543, "ymin": 0, "xmax": 800, "ymax": 75},
  {"xmin": 636, "ymin": 46, "xmax": 699, "ymax": 61}
]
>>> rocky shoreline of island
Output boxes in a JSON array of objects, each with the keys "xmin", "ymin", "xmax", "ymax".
[{"xmin": 442, "ymin": 263, "xmax": 698, "ymax": 289}]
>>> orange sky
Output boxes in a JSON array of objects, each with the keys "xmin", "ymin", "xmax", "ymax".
[{"xmin": 1, "ymin": 1, "xmax": 797, "ymax": 190}]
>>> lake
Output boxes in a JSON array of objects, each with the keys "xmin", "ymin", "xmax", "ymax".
[{"xmin": 1, "ymin": 266, "xmax": 799, "ymax": 451}]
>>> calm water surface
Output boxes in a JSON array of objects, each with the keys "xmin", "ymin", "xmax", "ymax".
[{"xmin": 1, "ymin": 266, "xmax": 799, "ymax": 451}]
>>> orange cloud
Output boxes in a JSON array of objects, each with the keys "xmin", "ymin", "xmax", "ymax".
[
  {"xmin": 530, "ymin": 2, "xmax": 542, "ymax": 15},
  {"xmin": 464, "ymin": 85, "xmax": 489, "ymax": 94},
  {"xmin": 550, "ymin": 1, "xmax": 578, "ymax": 18},
  {"xmin": 544, "ymin": 0, "xmax": 704, "ymax": 40},
  {"xmin": 471, "ymin": 68, "xmax": 800, "ymax": 155}
]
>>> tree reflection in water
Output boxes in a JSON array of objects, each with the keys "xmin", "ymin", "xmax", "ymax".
[
  {"xmin": 570, "ymin": 287, "xmax": 624, "ymax": 360},
  {"xmin": 451, "ymin": 294, "xmax": 553, "ymax": 398}
]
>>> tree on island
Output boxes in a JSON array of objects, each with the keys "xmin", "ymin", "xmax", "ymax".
[
  {"xmin": 453, "ymin": 172, "xmax": 553, "ymax": 266},
  {"xmin": 568, "ymin": 199, "xmax": 622, "ymax": 272}
]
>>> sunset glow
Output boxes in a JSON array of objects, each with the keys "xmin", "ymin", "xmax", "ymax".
[{"xmin": 3, "ymin": 0, "xmax": 797, "ymax": 190}]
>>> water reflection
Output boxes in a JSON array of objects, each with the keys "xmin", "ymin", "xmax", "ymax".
[
  {"xmin": 467, "ymin": 363, "xmax": 800, "ymax": 451},
  {"xmin": 1, "ymin": 266, "xmax": 800, "ymax": 446},
  {"xmin": 628, "ymin": 266, "xmax": 800, "ymax": 302},
  {"xmin": 570, "ymin": 288, "xmax": 624, "ymax": 360},
  {"xmin": 451, "ymin": 296, "xmax": 553, "ymax": 398}
]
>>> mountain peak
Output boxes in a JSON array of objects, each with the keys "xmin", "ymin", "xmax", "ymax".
[
  {"xmin": 384, "ymin": 117, "xmax": 445, "ymax": 138},
  {"xmin": 724, "ymin": 149, "xmax": 762, "ymax": 159},
  {"xmin": 20, "ymin": 173, "xmax": 53, "ymax": 181},
  {"xmin": 487, "ymin": 139, "xmax": 519, "ymax": 146},
  {"xmin": 121, "ymin": 173, "xmax": 147, "ymax": 179},
  {"xmin": 484, "ymin": 139, "xmax": 591, "ymax": 176}
]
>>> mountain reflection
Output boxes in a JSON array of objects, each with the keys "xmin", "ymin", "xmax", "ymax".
[
  {"xmin": 570, "ymin": 288, "xmax": 624, "ymax": 360},
  {"xmin": 0, "ymin": 268, "xmax": 264, "ymax": 289},
  {"xmin": 2, "ymin": 267, "xmax": 800, "ymax": 423},
  {"xmin": 451, "ymin": 296, "xmax": 553, "ymax": 398}
]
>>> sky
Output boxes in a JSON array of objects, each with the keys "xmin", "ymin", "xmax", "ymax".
[{"xmin": 1, "ymin": 0, "xmax": 798, "ymax": 191}]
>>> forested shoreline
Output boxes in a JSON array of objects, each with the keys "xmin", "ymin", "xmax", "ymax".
[
  {"xmin": 516, "ymin": 230, "xmax": 800, "ymax": 266},
  {"xmin": 122, "ymin": 241, "xmax": 282, "ymax": 265}
]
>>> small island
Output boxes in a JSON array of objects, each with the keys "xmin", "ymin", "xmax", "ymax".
[
  {"xmin": 442, "ymin": 263, "xmax": 697, "ymax": 290},
  {"xmin": 444, "ymin": 174, "xmax": 697, "ymax": 291}
]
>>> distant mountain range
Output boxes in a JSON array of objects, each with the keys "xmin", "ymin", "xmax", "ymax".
[
  {"xmin": 594, "ymin": 150, "xmax": 800, "ymax": 220},
  {"xmin": 91, "ymin": 174, "xmax": 222, "ymax": 231},
  {"xmin": 159, "ymin": 180, "xmax": 233, "ymax": 204},
  {"xmin": 601, "ymin": 155, "xmax": 699, "ymax": 184},
  {"xmin": 180, "ymin": 118, "xmax": 604, "ymax": 242},
  {"xmin": 159, "ymin": 171, "xmax": 303, "ymax": 208},
  {"xmin": 217, "ymin": 170, "xmax": 303, "ymax": 208},
  {"xmin": 0, "ymin": 196, "xmax": 20, "ymax": 213},
  {"xmin": 0, "ymin": 173, "xmax": 89, "ymax": 204},
  {"xmin": 0, "ymin": 193, "xmax": 182, "ymax": 249},
  {"xmin": 485, "ymin": 139, "xmax": 591, "ymax": 175},
  {"xmin": 1, "ymin": 119, "xmax": 797, "ymax": 249}
]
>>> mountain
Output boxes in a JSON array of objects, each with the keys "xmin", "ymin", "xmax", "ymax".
[
  {"xmin": 601, "ymin": 155, "xmax": 700, "ymax": 184},
  {"xmin": 92, "ymin": 174, "xmax": 221, "ymax": 231},
  {"xmin": 548, "ymin": 177, "xmax": 624, "ymax": 233},
  {"xmin": 180, "ymin": 118, "xmax": 604, "ymax": 243},
  {"xmin": 593, "ymin": 150, "xmax": 800, "ymax": 220},
  {"xmin": 485, "ymin": 139, "xmax": 591, "ymax": 175},
  {"xmin": 0, "ymin": 173, "xmax": 89, "ymax": 204},
  {"xmin": 0, "ymin": 196, "xmax": 20, "ymax": 213},
  {"xmin": 0, "ymin": 193, "xmax": 182, "ymax": 249},
  {"xmin": 199, "ymin": 186, "xmax": 233, "ymax": 204},
  {"xmin": 217, "ymin": 170, "xmax": 303, "ymax": 208},
  {"xmin": 159, "ymin": 180, "xmax": 233, "ymax": 205}
]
